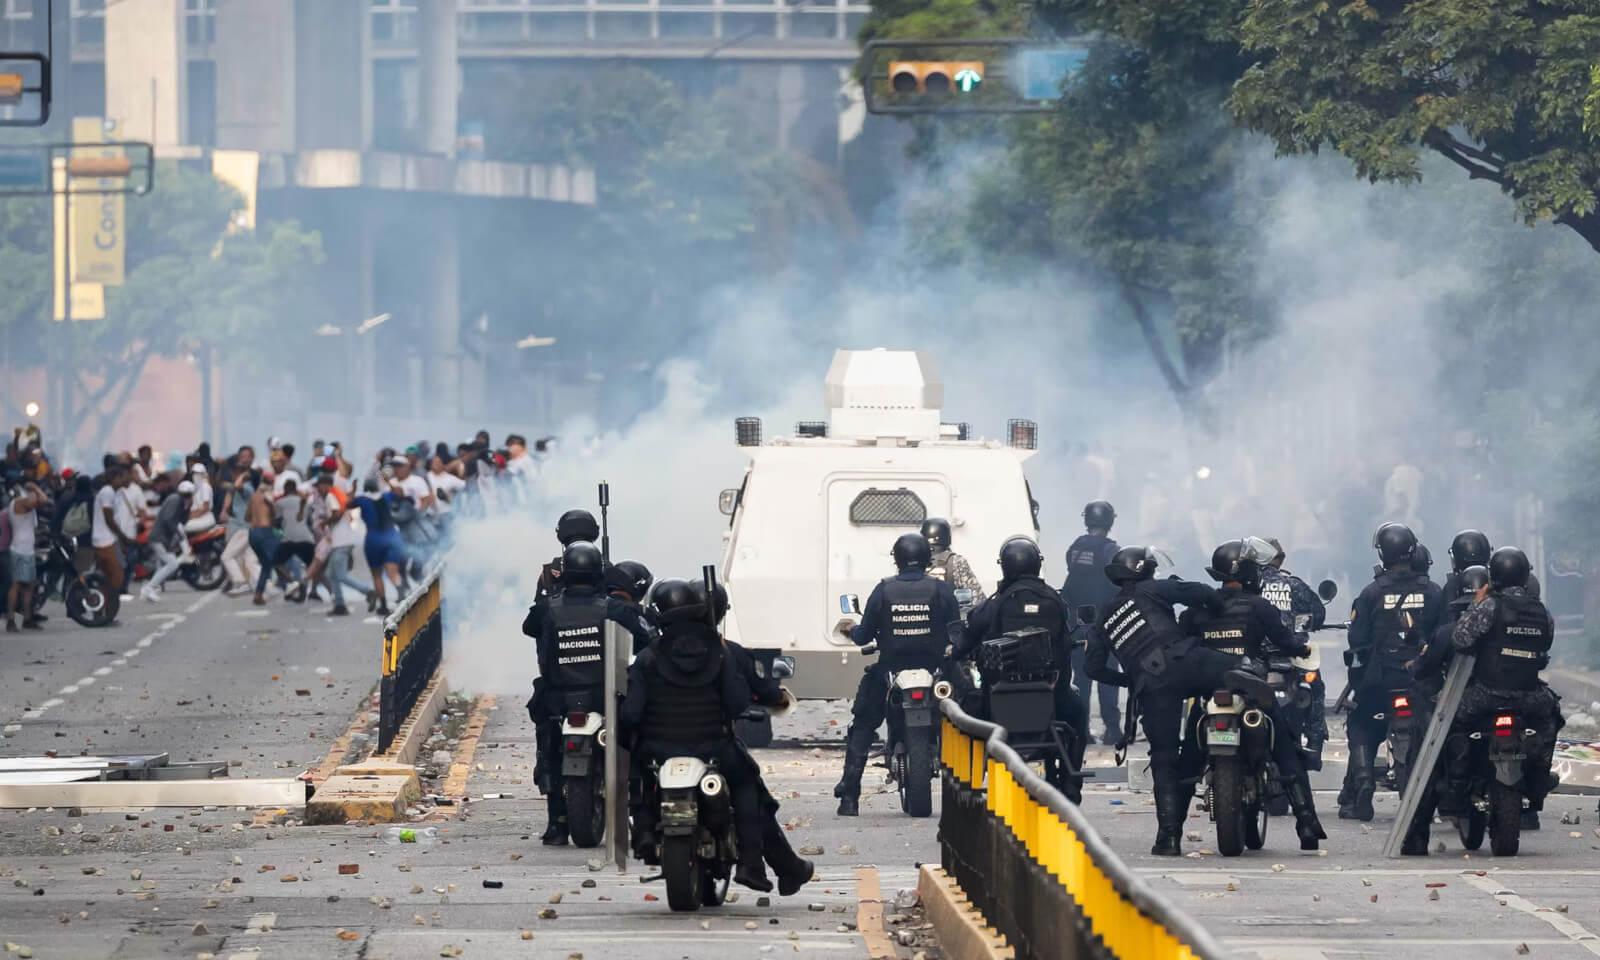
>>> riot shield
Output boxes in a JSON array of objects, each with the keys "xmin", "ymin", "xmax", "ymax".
[
  {"xmin": 604, "ymin": 621, "xmax": 631, "ymax": 872},
  {"xmin": 1382, "ymin": 653, "xmax": 1475, "ymax": 858}
]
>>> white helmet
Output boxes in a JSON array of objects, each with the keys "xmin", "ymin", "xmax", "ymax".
[{"xmin": 177, "ymin": 480, "xmax": 196, "ymax": 495}]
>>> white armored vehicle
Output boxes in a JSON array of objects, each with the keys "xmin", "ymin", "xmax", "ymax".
[{"xmin": 717, "ymin": 348, "xmax": 1040, "ymax": 706}]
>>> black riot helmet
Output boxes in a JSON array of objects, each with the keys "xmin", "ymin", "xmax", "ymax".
[
  {"xmin": 606, "ymin": 560, "xmax": 654, "ymax": 604},
  {"xmin": 1448, "ymin": 530, "xmax": 1492, "ymax": 573},
  {"xmin": 1415, "ymin": 543, "xmax": 1434, "ymax": 572},
  {"xmin": 1206, "ymin": 537, "xmax": 1273, "ymax": 591},
  {"xmin": 1083, "ymin": 500, "xmax": 1116, "ymax": 532},
  {"xmin": 1373, "ymin": 522, "xmax": 1418, "ymax": 568},
  {"xmin": 1456, "ymin": 565, "xmax": 1490, "ymax": 599},
  {"xmin": 650, "ymin": 577, "xmax": 702, "ymax": 623},
  {"xmin": 556, "ymin": 509, "xmax": 601, "ymax": 546},
  {"xmin": 691, "ymin": 578, "xmax": 731, "ymax": 625},
  {"xmin": 1105, "ymin": 545, "xmax": 1158, "ymax": 585},
  {"xmin": 998, "ymin": 536, "xmax": 1043, "ymax": 580},
  {"xmin": 1488, "ymin": 547, "xmax": 1532, "ymax": 589},
  {"xmin": 892, "ymin": 533, "xmax": 933, "ymax": 571},
  {"xmin": 560, "ymin": 540, "xmax": 605, "ymax": 586},
  {"xmin": 921, "ymin": 518, "xmax": 953, "ymax": 551}
]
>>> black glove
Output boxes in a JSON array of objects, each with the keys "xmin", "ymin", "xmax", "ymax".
[{"xmin": 1296, "ymin": 644, "xmax": 1313, "ymax": 659}]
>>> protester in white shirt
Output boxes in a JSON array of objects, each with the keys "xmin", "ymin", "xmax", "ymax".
[
  {"xmin": 5, "ymin": 481, "xmax": 46, "ymax": 632},
  {"xmin": 91, "ymin": 466, "xmax": 138, "ymax": 597},
  {"xmin": 427, "ymin": 456, "xmax": 465, "ymax": 517},
  {"xmin": 185, "ymin": 462, "xmax": 216, "ymax": 536}
]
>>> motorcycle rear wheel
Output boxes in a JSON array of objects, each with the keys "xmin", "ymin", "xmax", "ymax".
[{"xmin": 663, "ymin": 835, "xmax": 703, "ymax": 912}]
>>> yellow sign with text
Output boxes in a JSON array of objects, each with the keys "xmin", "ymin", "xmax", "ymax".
[{"xmin": 68, "ymin": 117, "xmax": 126, "ymax": 286}]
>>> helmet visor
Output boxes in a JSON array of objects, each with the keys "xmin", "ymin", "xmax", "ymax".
[{"xmin": 1239, "ymin": 536, "xmax": 1277, "ymax": 567}]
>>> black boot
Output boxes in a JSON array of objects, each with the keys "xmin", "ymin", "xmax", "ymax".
[
  {"xmin": 734, "ymin": 847, "xmax": 773, "ymax": 893},
  {"xmin": 1340, "ymin": 742, "xmax": 1375, "ymax": 821},
  {"xmin": 1400, "ymin": 823, "xmax": 1431, "ymax": 856},
  {"xmin": 834, "ymin": 750, "xmax": 867, "ymax": 818},
  {"xmin": 1289, "ymin": 777, "xmax": 1326, "ymax": 851},
  {"xmin": 1436, "ymin": 734, "xmax": 1472, "ymax": 818},
  {"xmin": 1151, "ymin": 790, "xmax": 1189, "ymax": 857},
  {"xmin": 1520, "ymin": 810, "xmax": 1541, "ymax": 831},
  {"xmin": 762, "ymin": 817, "xmax": 814, "ymax": 896},
  {"xmin": 542, "ymin": 794, "xmax": 568, "ymax": 846}
]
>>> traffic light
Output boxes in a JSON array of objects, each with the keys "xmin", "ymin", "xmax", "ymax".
[
  {"xmin": 888, "ymin": 61, "xmax": 984, "ymax": 95},
  {"xmin": 0, "ymin": 73, "xmax": 21, "ymax": 105}
]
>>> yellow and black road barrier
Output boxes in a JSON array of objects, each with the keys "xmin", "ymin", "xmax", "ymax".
[
  {"xmin": 378, "ymin": 569, "xmax": 443, "ymax": 754},
  {"xmin": 939, "ymin": 698, "xmax": 1231, "ymax": 960}
]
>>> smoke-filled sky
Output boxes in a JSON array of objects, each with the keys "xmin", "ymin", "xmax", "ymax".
[{"xmin": 435, "ymin": 126, "xmax": 1600, "ymax": 693}]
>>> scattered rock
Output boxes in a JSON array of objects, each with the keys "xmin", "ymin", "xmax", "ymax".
[
  {"xmin": 520, "ymin": 931, "xmax": 533, "ymax": 940},
  {"xmin": 439, "ymin": 948, "xmax": 463, "ymax": 958},
  {"xmin": 808, "ymin": 903, "xmax": 825, "ymax": 912},
  {"xmin": 798, "ymin": 845, "xmax": 825, "ymax": 856},
  {"xmin": 482, "ymin": 880, "xmax": 503, "ymax": 889},
  {"xmin": 338, "ymin": 864, "xmax": 359, "ymax": 875},
  {"xmin": 581, "ymin": 879, "xmax": 596, "ymax": 889},
  {"xmin": 413, "ymin": 914, "xmax": 427, "ymax": 926},
  {"xmin": 746, "ymin": 922, "xmax": 759, "ymax": 931},
  {"xmin": 129, "ymin": 869, "xmax": 143, "ymax": 881},
  {"xmin": 411, "ymin": 885, "xmax": 424, "ymax": 894},
  {"xmin": 1561, "ymin": 811, "xmax": 1580, "ymax": 825},
  {"xmin": 586, "ymin": 859, "xmax": 605, "ymax": 872},
  {"xmin": 1428, "ymin": 890, "xmax": 1440, "ymax": 901},
  {"xmin": 643, "ymin": 893, "xmax": 658, "ymax": 902},
  {"xmin": 1557, "ymin": 904, "xmax": 1570, "ymax": 914},
  {"xmin": 548, "ymin": 893, "xmax": 563, "ymax": 904},
  {"xmin": 837, "ymin": 844, "xmax": 856, "ymax": 856},
  {"xmin": 1369, "ymin": 895, "xmax": 1379, "ymax": 903},
  {"xmin": 539, "ymin": 908, "xmax": 559, "ymax": 919},
  {"xmin": 279, "ymin": 875, "xmax": 299, "ymax": 883},
  {"xmin": 191, "ymin": 923, "xmax": 208, "ymax": 936},
  {"xmin": 897, "ymin": 930, "xmax": 916, "ymax": 946},
  {"xmin": 1270, "ymin": 864, "xmax": 1285, "ymax": 873},
  {"xmin": 1516, "ymin": 945, "xmax": 1530, "ymax": 956}
]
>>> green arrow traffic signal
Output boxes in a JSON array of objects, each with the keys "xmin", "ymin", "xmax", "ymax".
[{"xmin": 954, "ymin": 68, "xmax": 982, "ymax": 92}]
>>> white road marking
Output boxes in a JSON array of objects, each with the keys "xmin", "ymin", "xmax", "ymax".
[
  {"xmin": 243, "ymin": 911, "xmax": 277, "ymax": 933},
  {"xmin": 9, "ymin": 593, "xmax": 209, "ymax": 726},
  {"xmin": 1462, "ymin": 871, "xmax": 1600, "ymax": 955},
  {"xmin": 235, "ymin": 610, "xmax": 270, "ymax": 618},
  {"xmin": 185, "ymin": 593, "xmax": 217, "ymax": 615}
]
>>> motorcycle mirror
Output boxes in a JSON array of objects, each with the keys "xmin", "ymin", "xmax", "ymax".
[
  {"xmin": 1076, "ymin": 604, "xmax": 1098, "ymax": 625},
  {"xmin": 771, "ymin": 656, "xmax": 795, "ymax": 680},
  {"xmin": 839, "ymin": 593, "xmax": 861, "ymax": 615},
  {"xmin": 1317, "ymin": 579, "xmax": 1338, "ymax": 603},
  {"xmin": 718, "ymin": 488, "xmax": 738, "ymax": 516}
]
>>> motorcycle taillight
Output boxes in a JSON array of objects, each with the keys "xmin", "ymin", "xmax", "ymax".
[
  {"xmin": 1393, "ymin": 695, "xmax": 1412, "ymax": 718},
  {"xmin": 1214, "ymin": 718, "xmax": 1229, "ymax": 731},
  {"xmin": 1494, "ymin": 714, "xmax": 1515, "ymax": 736},
  {"xmin": 1213, "ymin": 691, "xmax": 1233, "ymax": 707},
  {"xmin": 910, "ymin": 689, "xmax": 926, "ymax": 701},
  {"xmin": 567, "ymin": 712, "xmax": 588, "ymax": 726}
]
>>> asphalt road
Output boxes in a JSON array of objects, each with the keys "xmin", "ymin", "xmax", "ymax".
[{"xmin": 5, "ymin": 600, "xmax": 1599, "ymax": 960}]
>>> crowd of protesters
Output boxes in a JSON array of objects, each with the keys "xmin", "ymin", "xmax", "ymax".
[{"xmin": 0, "ymin": 426, "xmax": 544, "ymax": 630}]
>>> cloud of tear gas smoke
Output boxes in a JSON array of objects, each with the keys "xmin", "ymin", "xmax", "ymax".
[{"xmin": 437, "ymin": 131, "xmax": 1600, "ymax": 695}]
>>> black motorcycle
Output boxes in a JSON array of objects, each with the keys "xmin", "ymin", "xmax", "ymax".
[
  {"xmin": 1455, "ymin": 709, "xmax": 1545, "ymax": 857},
  {"xmin": 34, "ymin": 534, "xmax": 119, "ymax": 628}
]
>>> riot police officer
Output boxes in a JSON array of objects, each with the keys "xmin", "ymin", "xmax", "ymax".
[
  {"xmin": 1181, "ymin": 539, "xmax": 1327, "ymax": 850},
  {"xmin": 1063, "ymin": 500, "xmax": 1124, "ymax": 745},
  {"xmin": 1399, "ymin": 564, "xmax": 1489, "ymax": 853},
  {"xmin": 1260, "ymin": 538, "xmax": 1329, "ymax": 765},
  {"xmin": 536, "ymin": 509, "xmax": 603, "ymax": 603},
  {"xmin": 832, "ymin": 533, "xmax": 961, "ymax": 816},
  {"xmin": 1341, "ymin": 523, "xmax": 1444, "ymax": 821},
  {"xmin": 922, "ymin": 518, "xmax": 986, "ymax": 604},
  {"xmin": 690, "ymin": 578, "xmax": 816, "ymax": 895},
  {"xmin": 622, "ymin": 579, "xmax": 772, "ymax": 891},
  {"xmin": 1086, "ymin": 546, "xmax": 1272, "ymax": 856},
  {"xmin": 959, "ymin": 536, "xmax": 1085, "ymax": 801},
  {"xmin": 606, "ymin": 559, "xmax": 658, "ymax": 629},
  {"xmin": 1440, "ymin": 547, "xmax": 1563, "ymax": 825},
  {"xmin": 523, "ymin": 540, "xmax": 652, "ymax": 845},
  {"xmin": 1443, "ymin": 530, "xmax": 1491, "ymax": 624}
]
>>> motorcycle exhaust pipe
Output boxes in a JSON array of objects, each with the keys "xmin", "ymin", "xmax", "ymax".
[
  {"xmin": 933, "ymin": 680, "xmax": 954, "ymax": 701},
  {"xmin": 699, "ymin": 773, "xmax": 725, "ymax": 797},
  {"xmin": 1242, "ymin": 709, "xmax": 1265, "ymax": 729},
  {"xmin": 597, "ymin": 728, "xmax": 608, "ymax": 748}
]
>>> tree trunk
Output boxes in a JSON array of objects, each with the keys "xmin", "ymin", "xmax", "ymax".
[
  {"xmin": 1116, "ymin": 276, "xmax": 1216, "ymax": 430},
  {"xmin": 73, "ymin": 347, "xmax": 154, "ymax": 458}
]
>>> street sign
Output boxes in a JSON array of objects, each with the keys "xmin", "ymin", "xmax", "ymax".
[{"xmin": 0, "ymin": 150, "xmax": 46, "ymax": 191}]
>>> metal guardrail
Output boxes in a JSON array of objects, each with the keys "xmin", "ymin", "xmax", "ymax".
[
  {"xmin": 378, "ymin": 567, "xmax": 444, "ymax": 754},
  {"xmin": 939, "ymin": 698, "xmax": 1232, "ymax": 960}
]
